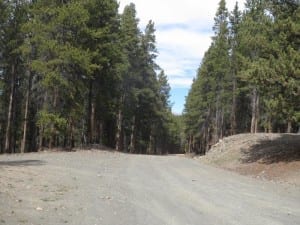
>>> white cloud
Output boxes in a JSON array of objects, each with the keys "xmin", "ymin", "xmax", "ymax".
[
  {"xmin": 119, "ymin": 0, "xmax": 246, "ymax": 88},
  {"xmin": 168, "ymin": 77, "xmax": 194, "ymax": 88}
]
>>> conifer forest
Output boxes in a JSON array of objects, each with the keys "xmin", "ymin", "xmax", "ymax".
[{"xmin": 0, "ymin": 0, "xmax": 299, "ymax": 155}]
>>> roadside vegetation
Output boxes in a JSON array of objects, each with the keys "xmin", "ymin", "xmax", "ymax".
[
  {"xmin": 184, "ymin": 0, "xmax": 300, "ymax": 154},
  {"xmin": 0, "ymin": 0, "xmax": 299, "ymax": 156},
  {"xmin": 0, "ymin": 0, "xmax": 182, "ymax": 154}
]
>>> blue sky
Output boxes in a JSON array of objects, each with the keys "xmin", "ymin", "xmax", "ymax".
[{"xmin": 119, "ymin": 0, "xmax": 245, "ymax": 114}]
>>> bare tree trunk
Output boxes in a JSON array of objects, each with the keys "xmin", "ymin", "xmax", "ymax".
[
  {"xmin": 192, "ymin": 135, "xmax": 195, "ymax": 153},
  {"xmin": 115, "ymin": 109, "xmax": 123, "ymax": 151},
  {"xmin": 20, "ymin": 71, "xmax": 32, "ymax": 153},
  {"xmin": 129, "ymin": 115, "xmax": 136, "ymax": 153},
  {"xmin": 38, "ymin": 92, "xmax": 48, "ymax": 151},
  {"xmin": 0, "ymin": 123, "xmax": 2, "ymax": 153},
  {"xmin": 220, "ymin": 107, "xmax": 224, "ymax": 139},
  {"xmin": 231, "ymin": 78, "xmax": 237, "ymax": 135},
  {"xmin": 70, "ymin": 122, "xmax": 74, "ymax": 148},
  {"xmin": 20, "ymin": 88, "xmax": 29, "ymax": 153},
  {"xmin": 251, "ymin": 88, "xmax": 259, "ymax": 133},
  {"xmin": 255, "ymin": 93, "xmax": 259, "ymax": 133},
  {"xmin": 4, "ymin": 65, "xmax": 15, "ymax": 153},
  {"xmin": 87, "ymin": 80, "xmax": 93, "ymax": 144},
  {"xmin": 115, "ymin": 96, "xmax": 124, "ymax": 151},
  {"xmin": 287, "ymin": 121, "xmax": 292, "ymax": 133},
  {"xmin": 147, "ymin": 133, "xmax": 154, "ymax": 154},
  {"xmin": 49, "ymin": 88, "xmax": 58, "ymax": 149},
  {"xmin": 90, "ymin": 102, "xmax": 95, "ymax": 144},
  {"xmin": 268, "ymin": 118, "xmax": 272, "ymax": 133},
  {"xmin": 204, "ymin": 127, "xmax": 209, "ymax": 154},
  {"xmin": 214, "ymin": 92, "xmax": 221, "ymax": 143},
  {"xmin": 38, "ymin": 126, "xmax": 43, "ymax": 151},
  {"xmin": 99, "ymin": 122, "xmax": 103, "ymax": 145},
  {"xmin": 206, "ymin": 127, "xmax": 211, "ymax": 153},
  {"xmin": 187, "ymin": 134, "xmax": 192, "ymax": 153},
  {"xmin": 123, "ymin": 132, "xmax": 127, "ymax": 153}
]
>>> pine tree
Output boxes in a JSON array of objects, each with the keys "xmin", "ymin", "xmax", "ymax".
[
  {"xmin": 268, "ymin": 0, "xmax": 300, "ymax": 132},
  {"xmin": 211, "ymin": 0, "xmax": 231, "ymax": 141},
  {"xmin": 118, "ymin": 3, "xmax": 141, "ymax": 153},
  {"xmin": 0, "ymin": 0, "xmax": 28, "ymax": 153},
  {"xmin": 157, "ymin": 70, "xmax": 171, "ymax": 109},
  {"xmin": 25, "ymin": 0, "xmax": 94, "ymax": 149},
  {"xmin": 229, "ymin": 2, "xmax": 242, "ymax": 134},
  {"xmin": 83, "ymin": 0, "xmax": 121, "ymax": 147},
  {"xmin": 184, "ymin": 0, "xmax": 231, "ymax": 152},
  {"xmin": 238, "ymin": 0, "xmax": 274, "ymax": 133}
]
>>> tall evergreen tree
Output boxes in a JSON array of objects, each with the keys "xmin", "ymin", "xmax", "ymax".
[
  {"xmin": 25, "ymin": 0, "xmax": 94, "ymax": 149},
  {"xmin": 83, "ymin": 0, "xmax": 121, "ymax": 147},
  {"xmin": 229, "ymin": 2, "xmax": 242, "ymax": 134},
  {"xmin": 211, "ymin": 0, "xmax": 231, "ymax": 141},
  {"xmin": 116, "ymin": 3, "xmax": 141, "ymax": 153},
  {"xmin": 0, "ymin": 0, "xmax": 28, "ymax": 153},
  {"xmin": 267, "ymin": 0, "xmax": 300, "ymax": 132},
  {"xmin": 238, "ymin": 0, "xmax": 274, "ymax": 133}
]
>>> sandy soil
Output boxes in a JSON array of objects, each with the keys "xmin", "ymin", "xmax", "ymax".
[
  {"xmin": 0, "ymin": 150, "xmax": 299, "ymax": 225},
  {"xmin": 198, "ymin": 133, "xmax": 300, "ymax": 185}
]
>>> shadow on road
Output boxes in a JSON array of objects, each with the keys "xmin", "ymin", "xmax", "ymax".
[
  {"xmin": 241, "ymin": 134, "xmax": 300, "ymax": 164},
  {"xmin": 0, "ymin": 160, "xmax": 46, "ymax": 167}
]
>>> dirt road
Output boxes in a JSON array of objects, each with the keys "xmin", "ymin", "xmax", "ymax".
[{"xmin": 0, "ymin": 151, "xmax": 299, "ymax": 225}]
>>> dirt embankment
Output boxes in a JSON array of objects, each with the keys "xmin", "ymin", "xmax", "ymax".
[{"xmin": 198, "ymin": 133, "xmax": 300, "ymax": 185}]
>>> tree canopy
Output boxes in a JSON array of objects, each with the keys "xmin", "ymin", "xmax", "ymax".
[
  {"xmin": 0, "ymin": 0, "xmax": 182, "ymax": 154},
  {"xmin": 184, "ymin": 0, "xmax": 300, "ymax": 154}
]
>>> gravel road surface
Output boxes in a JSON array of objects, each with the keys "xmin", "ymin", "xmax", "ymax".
[{"xmin": 0, "ymin": 151, "xmax": 299, "ymax": 225}]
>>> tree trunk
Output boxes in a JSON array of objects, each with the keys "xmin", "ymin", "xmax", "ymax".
[
  {"xmin": 115, "ymin": 109, "xmax": 122, "ymax": 151},
  {"xmin": 220, "ymin": 107, "xmax": 224, "ymax": 139},
  {"xmin": 115, "ymin": 96, "xmax": 124, "ymax": 151},
  {"xmin": 268, "ymin": 118, "xmax": 272, "ymax": 133},
  {"xmin": 38, "ymin": 126, "xmax": 43, "ymax": 151},
  {"xmin": 251, "ymin": 88, "xmax": 259, "ymax": 133},
  {"xmin": 20, "ymin": 71, "xmax": 32, "ymax": 153},
  {"xmin": 214, "ymin": 92, "xmax": 221, "ymax": 143},
  {"xmin": 147, "ymin": 134, "xmax": 153, "ymax": 154},
  {"xmin": 129, "ymin": 115, "xmax": 136, "ymax": 153},
  {"xmin": 255, "ymin": 93, "xmax": 259, "ymax": 133},
  {"xmin": 87, "ymin": 80, "xmax": 93, "ymax": 144},
  {"xmin": 205, "ymin": 127, "xmax": 209, "ymax": 154},
  {"xmin": 147, "ymin": 127, "xmax": 154, "ymax": 154},
  {"xmin": 98, "ymin": 122, "xmax": 103, "ymax": 145},
  {"xmin": 70, "ymin": 122, "xmax": 74, "ymax": 148},
  {"xmin": 188, "ymin": 134, "xmax": 192, "ymax": 153},
  {"xmin": 90, "ymin": 101, "xmax": 95, "ymax": 144},
  {"xmin": 0, "ymin": 123, "xmax": 2, "ymax": 153},
  {"xmin": 4, "ymin": 64, "xmax": 16, "ymax": 153},
  {"xmin": 188, "ymin": 135, "xmax": 194, "ymax": 153},
  {"xmin": 123, "ymin": 132, "xmax": 127, "ymax": 153},
  {"xmin": 287, "ymin": 121, "xmax": 292, "ymax": 133},
  {"xmin": 206, "ymin": 127, "xmax": 211, "ymax": 153},
  {"xmin": 49, "ymin": 88, "xmax": 58, "ymax": 149},
  {"xmin": 38, "ymin": 92, "xmax": 48, "ymax": 151},
  {"xmin": 231, "ymin": 77, "xmax": 237, "ymax": 135}
]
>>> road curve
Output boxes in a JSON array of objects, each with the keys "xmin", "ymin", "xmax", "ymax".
[{"xmin": 0, "ymin": 151, "xmax": 299, "ymax": 225}]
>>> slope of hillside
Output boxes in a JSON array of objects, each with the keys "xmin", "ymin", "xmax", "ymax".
[{"xmin": 198, "ymin": 133, "xmax": 300, "ymax": 185}]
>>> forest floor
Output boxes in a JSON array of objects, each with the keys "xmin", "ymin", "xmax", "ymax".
[
  {"xmin": 0, "ymin": 148, "xmax": 300, "ymax": 225},
  {"xmin": 198, "ymin": 133, "xmax": 300, "ymax": 186}
]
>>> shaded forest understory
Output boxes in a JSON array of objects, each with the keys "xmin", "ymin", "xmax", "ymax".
[{"xmin": 0, "ymin": 0, "xmax": 299, "ymax": 155}]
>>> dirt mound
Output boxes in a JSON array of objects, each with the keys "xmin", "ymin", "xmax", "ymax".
[{"xmin": 198, "ymin": 133, "xmax": 300, "ymax": 185}]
